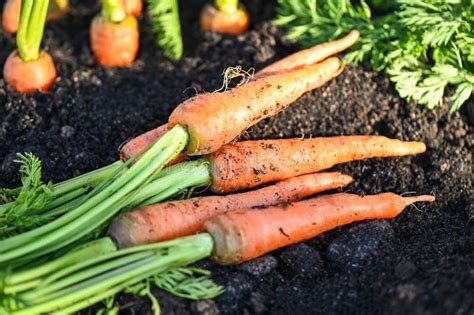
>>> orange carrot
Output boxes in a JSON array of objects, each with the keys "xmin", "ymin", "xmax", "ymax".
[
  {"xmin": 121, "ymin": 0, "xmax": 142, "ymax": 17},
  {"xmin": 90, "ymin": 14, "xmax": 139, "ymax": 66},
  {"xmin": 169, "ymin": 57, "xmax": 342, "ymax": 155},
  {"xmin": 3, "ymin": 50, "xmax": 57, "ymax": 93},
  {"xmin": 256, "ymin": 30, "xmax": 360, "ymax": 77},
  {"xmin": 200, "ymin": 3, "xmax": 250, "ymax": 35},
  {"xmin": 1, "ymin": 0, "xmax": 68, "ymax": 34},
  {"xmin": 205, "ymin": 193, "xmax": 435, "ymax": 264},
  {"xmin": 208, "ymin": 136, "xmax": 426, "ymax": 193},
  {"xmin": 108, "ymin": 172, "xmax": 353, "ymax": 247}
]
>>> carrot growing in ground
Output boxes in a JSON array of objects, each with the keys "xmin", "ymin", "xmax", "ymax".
[
  {"xmin": 109, "ymin": 172, "xmax": 353, "ymax": 247},
  {"xmin": 1, "ymin": 0, "xmax": 69, "ymax": 34},
  {"xmin": 1, "ymin": 192, "xmax": 434, "ymax": 313},
  {"xmin": 3, "ymin": 0, "xmax": 57, "ymax": 93},
  {"xmin": 200, "ymin": 0, "xmax": 250, "ymax": 35},
  {"xmin": 121, "ymin": 0, "xmax": 142, "ymax": 16},
  {"xmin": 119, "ymin": 31, "xmax": 360, "ymax": 160},
  {"xmin": 206, "ymin": 192, "xmax": 435, "ymax": 264},
  {"xmin": 90, "ymin": 0, "xmax": 139, "ymax": 66}
]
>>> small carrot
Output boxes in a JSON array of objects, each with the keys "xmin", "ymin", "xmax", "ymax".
[
  {"xmin": 108, "ymin": 172, "xmax": 353, "ymax": 247},
  {"xmin": 208, "ymin": 136, "xmax": 426, "ymax": 193},
  {"xmin": 3, "ymin": 0, "xmax": 57, "ymax": 93},
  {"xmin": 121, "ymin": 0, "xmax": 142, "ymax": 16},
  {"xmin": 1, "ymin": 0, "xmax": 68, "ymax": 34},
  {"xmin": 169, "ymin": 57, "xmax": 342, "ymax": 155},
  {"xmin": 200, "ymin": 0, "xmax": 250, "ymax": 35},
  {"xmin": 205, "ymin": 193, "xmax": 435, "ymax": 264},
  {"xmin": 90, "ymin": 0, "xmax": 139, "ymax": 66},
  {"xmin": 256, "ymin": 30, "xmax": 360, "ymax": 77}
]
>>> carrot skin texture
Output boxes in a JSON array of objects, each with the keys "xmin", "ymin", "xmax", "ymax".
[
  {"xmin": 205, "ymin": 193, "xmax": 435, "ymax": 264},
  {"xmin": 169, "ymin": 57, "xmax": 342, "ymax": 156},
  {"xmin": 200, "ymin": 3, "xmax": 250, "ymax": 35},
  {"xmin": 257, "ymin": 30, "xmax": 360, "ymax": 77},
  {"xmin": 209, "ymin": 136, "xmax": 426, "ymax": 193},
  {"xmin": 90, "ymin": 15, "xmax": 139, "ymax": 66},
  {"xmin": 108, "ymin": 172, "xmax": 353, "ymax": 248},
  {"xmin": 3, "ymin": 50, "xmax": 57, "ymax": 93},
  {"xmin": 121, "ymin": 0, "xmax": 142, "ymax": 16}
]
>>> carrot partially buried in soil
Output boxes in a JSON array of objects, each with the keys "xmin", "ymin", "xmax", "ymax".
[
  {"xmin": 200, "ymin": 0, "xmax": 250, "ymax": 35},
  {"xmin": 3, "ymin": 0, "xmax": 57, "ymax": 93},
  {"xmin": 208, "ymin": 136, "xmax": 427, "ymax": 193},
  {"xmin": 109, "ymin": 172, "xmax": 353, "ymax": 247},
  {"xmin": 1, "ymin": 0, "xmax": 69, "ymax": 34},
  {"xmin": 206, "ymin": 193, "xmax": 435, "ymax": 264},
  {"xmin": 90, "ymin": 0, "xmax": 139, "ymax": 66},
  {"xmin": 119, "ymin": 30, "xmax": 359, "ymax": 159}
]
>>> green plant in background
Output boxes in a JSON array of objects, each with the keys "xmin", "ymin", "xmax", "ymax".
[
  {"xmin": 274, "ymin": 0, "xmax": 474, "ymax": 111},
  {"xmin": 147, "ymin": 0, "xmax": 183, "ymax": 60}
]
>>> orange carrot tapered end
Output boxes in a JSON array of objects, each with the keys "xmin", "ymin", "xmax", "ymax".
[{"xmin": 403, "ymin": 195, "xmax": 435, "ymax": 205}]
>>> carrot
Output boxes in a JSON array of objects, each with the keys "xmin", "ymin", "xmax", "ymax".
[
  {"xmin": 90, "ymin": 0, "xmax": 139, "ymax": 66},
  {"xmin": 200, "ymin": 1, "xmax": 250, "ymax": 35},
  {"xmin": 169, "ymin": 57, "xmax": 342, "ymax": 155},
  {"xmin": 208, "ymin": 136, "xmax": 427, "ymax": 193},
  {"xmin": 1, "ymin": 0, "xmax": 68, "ymax": 34},
  {"xmin": 3, "ymin": 0, "xmax": 57, "ymax": 93},
  {"xmin": 108, "ymin": 172, "xmax": 353, "ymax": 247},
  {"xmin": 121, "ymin": 0, "xmax": 142, "ymax": 17},
  {"xmin": 205, "ymin": 193, "xmax": 435, "ymax": 264},
  {"xmin": 256, "ymin": 30, "xmax": 360, "ymax": 78}
]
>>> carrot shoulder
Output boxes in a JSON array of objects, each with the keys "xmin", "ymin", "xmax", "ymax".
[
  {"xmin": 209, "ymin": 136, "xmax": 427, "ymax": 193},
  {"xmin": 108, "ymin": 172, "xmax": 353, "ymax": 248},
  {"xmin": 256, "ymin": 30, "xmax": 360, "ymax": 78},
  {"xmin": 169, "ymin": 57, "xmax": 342, "ymax": 156},
  {"xmin": 205, "ymin": 193, "xmax": 435, "ymax": 264}
]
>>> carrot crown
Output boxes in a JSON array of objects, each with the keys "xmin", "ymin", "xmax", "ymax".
[
  {"xmin": 102, "ymin": 0, "xmax": 126, "ymax": 23},
  {"xmin": 214, "ymin": 0, "xmax": 239, "ymax": 13},
  {"xmin": 16, "ymin": 0, "xmax": 49, "ymax": 61}
]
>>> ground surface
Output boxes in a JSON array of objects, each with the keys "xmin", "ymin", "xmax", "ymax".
[{"xmin": 0, "ymin": 0, "xmax": 473, "ymax": 314}]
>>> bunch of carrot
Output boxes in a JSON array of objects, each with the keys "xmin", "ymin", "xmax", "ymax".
[{"xmin": 0, "ymin": 30, "xmax": 436, "ymax": 313}]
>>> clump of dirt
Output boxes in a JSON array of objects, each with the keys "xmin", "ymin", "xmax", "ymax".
[{"xmin": 0, "ymin": 0, "xmax": 472, "ymax": 314}]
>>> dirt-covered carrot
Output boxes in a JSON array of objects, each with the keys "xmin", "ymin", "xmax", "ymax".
[
  {"xmin": 205, "ymin": 193, "xmax": 435, "ymax": 264},
  {"xmin": 3, "ymin": 0, "xmax": 57, "ymax": 93},
  {"xmin": 169, "ymin": 57, "xmax": 342, "ymax": 155},
  {"xmin": 109, "ymin": 172, "xmax": 353, "ymax": 247},
  {"xmin": 1, "ymin": 0, "xmax": 69, "ymax": 34},
  {"xmin": 208, "ymin": 136, "xmax": 427, "ymax": 193},
  {"xmin": 200, "ymin": 0, "xmax": 249, "ymax": 35},
  {"xmin": 121, "ymin": 0, "xmax": 142, "ymax": 16},
  {"xmin": 90, "ymin": 0, "xmax": 139, "ymax": 66},
  {"xmin": 256, "ymin": 30, "xmax": 360, "ymax": 77}
]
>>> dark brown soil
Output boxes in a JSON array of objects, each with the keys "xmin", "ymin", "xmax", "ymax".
[{"xmin": 0, "ymin": 0, "xmax": 472, "ymax": 314}]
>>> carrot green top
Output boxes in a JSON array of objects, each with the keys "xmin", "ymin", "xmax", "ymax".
[
  {"xmin": 16, "ymin": 0, "xmax": 49, "ymax": 62},
  {"xmin": 102, "ymin": 0, "xmax": 127, "ymax": 23},
  {"xmin": 214, "ymin": 0, "xmax": 239, "ymax": 13}
]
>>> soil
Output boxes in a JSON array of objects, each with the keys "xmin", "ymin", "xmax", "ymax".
[{"xmin": 0, "ymin": 0, "xmax": 473, "ymax": 314}]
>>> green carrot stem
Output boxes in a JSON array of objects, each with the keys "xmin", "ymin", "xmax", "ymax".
[
  {"xmin": 0, "ymin": 125, "xmax": 188, "ymax": 264},
  {"xmin": 5, "ymin": 238, "xmax": 116, "ymax": 287},
  {"xmin": 102, "ymin": 0, "xmax": 126, "ymax": 23},
  {"xmin": 11, "ymin": 234, "xmax": 214, "ymax": 314},
  {"xmin": 39, "ymin": 187, "xmax": 88, "ymax": 212},
  {"xmin": 16, "ymin": 0, "xmax": 49, "ymax": 61},
  {"xmin": 214, "ymin": 0, "xmax": 239, "ymax": 13}
]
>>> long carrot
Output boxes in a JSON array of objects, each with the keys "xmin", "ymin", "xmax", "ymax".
[
  {"xmin": 256, "ymin": 30, "xmax": 360, "ymax": 78},
  {"xmin": 205, "ymin": 193, "xmax": 435, "ymax": 264},
  {"xmin": 90, "ymin": 0, "xmax": 139, "ymax": 66},
  {"xmin": 200, "ymin": 1, "xmax": 250, "ymax": 35},
  {"xmin": 119, "ymin": 31, "xmax": 358, "ymax": 159},
  {"xmin": 108, "ymin": 172, "xmax": 353, "ymax": 247},
  {"xmin": 169, "ymin": 57, "xmax": 342, "ymax": 155},
  {"xmin": 208, "ymin": 136, "xmax": 427, "ymax": 193}
]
